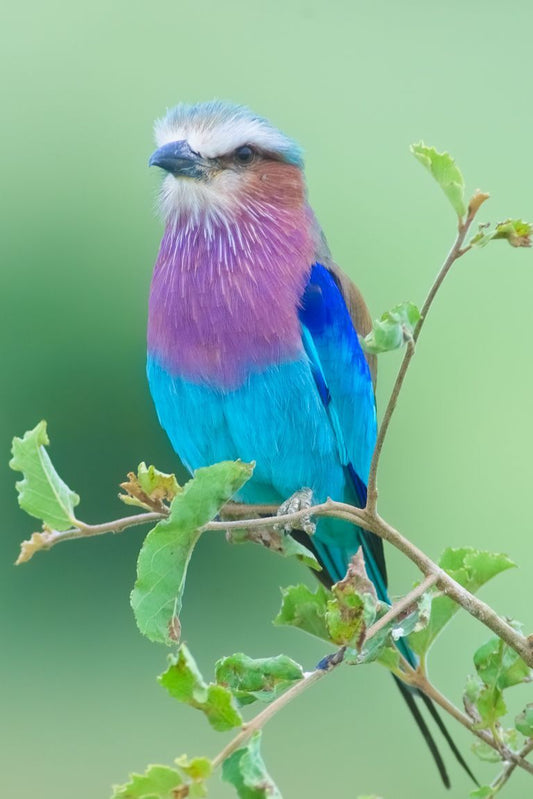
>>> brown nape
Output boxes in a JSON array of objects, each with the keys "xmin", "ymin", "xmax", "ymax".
[{"xmin": 245, "ymin": 160, "xmax": 306, "ymax": 209}]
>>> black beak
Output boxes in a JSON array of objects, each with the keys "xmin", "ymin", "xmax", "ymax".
[{"xmin": 148, "ymin": 140, "xmax": 204, "ymax": 178}]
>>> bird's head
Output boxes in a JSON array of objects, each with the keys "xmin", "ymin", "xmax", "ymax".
[{"xmin": 149, "ymin": 101, "xmax": 306, "ymax": 224}]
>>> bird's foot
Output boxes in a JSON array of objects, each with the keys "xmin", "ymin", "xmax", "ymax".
[{"xmin": 275, "ymin": 487, "xmax": 315, "ymax": 535}]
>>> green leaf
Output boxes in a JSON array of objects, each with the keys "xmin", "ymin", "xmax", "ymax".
[
  {"xmin": 362, "ymin": 301, "xmax": 421, "ymax": 355},
  {"xmin": 474, "ymin": 636, "xmax": 530, "ymax": 690},
  {"xmin": 375, "ymin": 646, "xmax": 401, "ymax": 672},
  {"xmin": 492, "ymin": 218, "xmax": 532, "ymax": 248},
  {"xmin": 273, "ymin": 583, "xmax": 331, "ymax": 641},
  {"xmin": 215, "ymin": 653, "xmax": 303, "ymax": 706},
  {"xmin": 131, "ymin": 460, "xmax": 253, "ymax": 645},
  {"xmin": 222, "ymin": 732, "xmax": 282, "ymax": 798},
  {"xmin": 501, "ymin": 727, "xmax": 522, "ymax": 752},
  {"xmin": 120, "ymin": 462, "xmax": 181, "ymax": 510},
  {"xmin": 474, "ymin": 685, "xmax": 507, "ymax": 729},
  {"xmin": 326, "ymin": 590, "xmax": 366, "ymax": 646},
  {"xmin": 348, "ymin": 590, "xmax": 431, "ymax": 666},
  {"xmin": 469, "ymin": 787, "xmax": 494, "ymax": 799},
  {"xmin": 226, "ymin": 525, "xmax": 320, "ymax": 571},
  {"xmin": 10, "ymin": 420, "xmax": 80, "ymax": 531},
  {"xmin": 470, "ymin": 218, "xmax": 533, "ymax": 249},
  {"xmin": 175, "ymin": 755, "xmax": 212, "ymax": 783},
  {"xmin": 464, "ymin": 674, "xmax": 483, "ymax": 705},
  {"xmin": 325, "ymin": 549, "xmax": 378, "ymax": 646},
  {"xmin": 112, "ymin": 757, "xmax": 212, "ymax": 799},
  {"xmin": 159, "ymin": 645, "xmax": 242, "ymax": 732},
  {"xmin": 391, "ymin": 590, "xmax": 433, "ymax": 640},
  {"xmin": 111, "ymin": 764, "xmax": 184, "ymax": 799},
  {"xmin": 409, "ymin": 548, "xmax": 515, "ymax": 657},
  {"xmin": 411, "ymin": 142, "xmax": 467, "ymax": 218},
  {"xmin": 516, "ymin": 704, "xmax": 533, "ymax": 737},
  {"xmin": 471, "ymin": 739, "xmax": 501, "ymax": 763}
]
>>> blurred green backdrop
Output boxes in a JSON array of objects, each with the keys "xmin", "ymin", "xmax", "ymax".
[{"xmin": 2, "ymin": 1, "xmax": 532, "ymax": 797}]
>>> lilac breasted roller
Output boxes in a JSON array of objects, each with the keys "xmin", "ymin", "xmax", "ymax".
[{"xmin": 146, "ymin": 100, "xmax": 475, "ymax": 788}]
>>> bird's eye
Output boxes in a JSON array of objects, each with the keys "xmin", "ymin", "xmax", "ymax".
[{"xmin": 234, "ymin": 145, "xmax": 255, "ymax": 165}]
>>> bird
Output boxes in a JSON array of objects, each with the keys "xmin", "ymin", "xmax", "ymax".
[{"xmin": 146, "ymin": 100, "xmax": 474, "ymax": 788}]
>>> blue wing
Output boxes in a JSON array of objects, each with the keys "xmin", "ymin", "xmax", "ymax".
[{"xmin": 298, "ymin": 263, "xmax": 387, "ymax": 597}]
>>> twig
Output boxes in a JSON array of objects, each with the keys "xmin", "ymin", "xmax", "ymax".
[
  {"xmin": 211, "ymin": 666, "xmax": 330, "ymax": 770},
  {"xmin": 15, "ymin": 510, "xmax": 167, "ymax": 563},
  {"xmin": 363, "ymin": 573, "xmax": 438, "ymax": 643},
  {"xmin": 220, "ymin": 501, "xmax": 279, "ymax": 518},
  {"xmin": 407, "ymin": 668, "xmax": 533, "ymax": 777},
  {"xmin": 490, "ymin": 738, "xmax": 533, "ymax": 793},
  {"xmin": 366, "ymin": 206, "xmax": 479, "ymax": 513}
]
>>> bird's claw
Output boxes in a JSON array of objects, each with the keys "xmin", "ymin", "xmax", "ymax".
[{"xmin": 275, "ymin": 487, "xmax": 316, "ymax": 535}]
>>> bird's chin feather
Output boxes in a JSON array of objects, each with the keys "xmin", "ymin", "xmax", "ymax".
[
  {"xmin": 157, "ymin": 160, "xmax": 307, "ymax": 230},
  {"xmin": 157, "ymin": 171, "xmax": 243, "ymax": 226}
]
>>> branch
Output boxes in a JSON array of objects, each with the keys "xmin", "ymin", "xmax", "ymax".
[
  {"xmin": 364, "ymin": 510, "xmax": 533, "ymax": 668},
  {"xmin": 366, "ymin": 204, "xmax": 479, "ymax": 513},
  {"xmin": 24, "ymin": 499, "xmax": 533, "ymax": 667}
]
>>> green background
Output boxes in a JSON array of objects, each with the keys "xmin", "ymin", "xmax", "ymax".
[{"xmin": 2, "ymin": 1, "xmax": 532, "ymax": 797}]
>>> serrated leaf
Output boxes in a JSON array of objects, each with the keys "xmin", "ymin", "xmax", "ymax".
[
  {"xmin": 411, "ymin": 142, "xmax": 467, "ymax": 218},
  {"xmin": 362, "ymin": 301, "xmax": 421, "ymax": 355},
  {"xmin": 215, "ymin": 653, "xmax": 303, "ymax": 707},
  {"xmin": 409, "ymin": 548, "xmax": 515, "ymax": 657},
  {"xmin": 159, "ymin": 645, "xmax": 242, "ymax": 732},
  {"xmin": 10, "ymin": 421, "xmax": 80, "ymax": 531},
  {"xmin": 492, "ymin": 218, "xmax": 532, "ymax": 248},
  {"xmin": 226, "ymin": 526, "xmax": 320, "ymax": 571},
  {"xmin": 515, "ymin": 704, "xmax": 533, "ymax": 737},
  {"xmin": 474, "ymin": 636, "xmax": 530, "ymax": 690},
  {"xmin": 273, "ymin": 583, "xmax": 330, "ymax": 641},
  {"xmin": 325, "ymin": 549, "xmax": 378, "ymax": 646},
  {"xmin": 470, "ymin": 218, "xmax": 533, "ymax": 249},
  {"xmin": 111, "ymin": 764, "xmax": 184, "ymax": 799},
  {"xmin": 326, "ymin": 591, "xmax": 366, "ymax": 646},
  {"xmin": 120, "ymin": 462, "xmax": 181, "ymax": 510},
  {"xmin": 222, "ymin": 732, "xmax": 282, "ymax": 799},
  {"xmin": 131, "ymin": 460, "xmax": 253, "ymax": 645}
]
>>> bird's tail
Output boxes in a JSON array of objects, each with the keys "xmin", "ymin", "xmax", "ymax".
[{"xmin": 293, "ymin": 528, "xmax": 477, "ymax": 789}]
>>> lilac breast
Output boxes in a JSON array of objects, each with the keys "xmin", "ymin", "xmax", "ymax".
[{"xmin": 147, "ymin": 204, "xmax": 316, "ymax": 388}]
